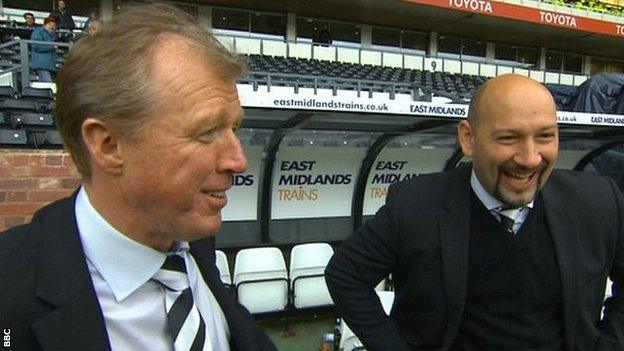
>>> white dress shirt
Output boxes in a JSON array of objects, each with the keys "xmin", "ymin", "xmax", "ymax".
[
  {"xmin": 74, "ymin": 187, "xmax": 230, "ymax": 351},
  {"xmin": 470, "ymin": 170, "xmax": 533, "ymax": 234}
]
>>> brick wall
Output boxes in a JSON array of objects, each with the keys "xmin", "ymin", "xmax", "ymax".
[{"xmin": 0, "ymin": 149, "xmax": 81, "ymax": 232}]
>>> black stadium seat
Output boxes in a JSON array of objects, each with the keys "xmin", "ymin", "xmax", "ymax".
[
  {"xmin": 0, "ymin": 85, "xmax": 15, "ymax": 104},
  {"xmin": 1, "ymin": 98, "xmax": 39, "ymax": 113},
  {"xmin": 21, "ymin": 87, "xmax": 54, "ymax": 102},
  {"xmin": 12, "ymin": 113, "xmax": 55, "ymax": 127},
  {"xmin": 0, "ymin": 129, "xmax": 27, "ymax": 146},
  {"xmin": 32, "ymin": 130, "xmax": 64, "ymax": 147}
]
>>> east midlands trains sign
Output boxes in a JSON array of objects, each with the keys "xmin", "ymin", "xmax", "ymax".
[{"xmin": 238, "ymin": 85, "xmax": 624, "ymax": 127}]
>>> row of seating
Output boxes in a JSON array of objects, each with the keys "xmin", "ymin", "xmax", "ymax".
[
  {"xmin": 215, "ymin": 243, "xmax": 335, "ymax": 314},
  {"xmin": 0, "ymin": 85, "xmax": 59, "ymax": 147},
  {"xmin": 245, "ymin": 54, "xmax": 487, "ymax": 100}
]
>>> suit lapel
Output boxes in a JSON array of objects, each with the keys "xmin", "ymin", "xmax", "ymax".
[
  {"xmin": 541, "ymin": 181, "xmax": 579, "ymax": 351},
  {"xmin": 32, "ymin": 194, "xmax": 111, "ymax": 351},
  {"xmin": 439, "ymin": 165, "xmax": 472, "ymax": 349}
]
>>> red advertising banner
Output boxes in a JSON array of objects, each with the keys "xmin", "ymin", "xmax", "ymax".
[{"xmin": 400, "ymin": 0, "xmax": 624, "ymax": 38}]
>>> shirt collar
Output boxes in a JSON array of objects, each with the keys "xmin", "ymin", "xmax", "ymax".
[
  {"xmin": 74, "ymin": 187, "xmax": 188, "ymax": 302},
  {"xmin": 470, "ymin": 170, "xmax": 534, "ymax": 211}
]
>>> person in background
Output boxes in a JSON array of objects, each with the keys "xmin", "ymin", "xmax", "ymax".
[
  {"xmin": 87, "ymin": 20, "xmax": 103, "ymax": 36},
  {"xmin": 51, "ymin": 0, "xmax": 75, "ymax": 31},
  {"xmin": 0, "ymin": 3, "xmax": 277, "ymax": 351},
  {"xmin": 30, "ymin": 16, "xmax": 57, "ymax": 83},
  {"xmin": 22, "ymin": 12, "xmax": 39, "ymax": 28},
  {"xmin": 326, "ymin": 74, "xmax": 624, "ymax": 350},
  {"xmin": 83, "ymin": 10, "xmax": 98, "ymax": 33}
]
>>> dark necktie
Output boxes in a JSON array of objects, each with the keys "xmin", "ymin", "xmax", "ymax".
[
  {"xmin": 498, "ymin": 212, "xmax": 515, "ymax": 233},
  {"xmin": 152, "ymin": 254, "xmax": 209, "ymax": 351}
]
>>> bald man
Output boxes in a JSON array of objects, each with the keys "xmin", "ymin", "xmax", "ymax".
[{"xmin": 326, "ymin": 74, "xmax": 624, "ymax": 351}]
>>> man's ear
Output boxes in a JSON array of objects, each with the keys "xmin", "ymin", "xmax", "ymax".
[
  {"xmin": 81, "ymin": 118, "xmax": 123, "ymax": 176},
  {"xmin": 457, "ymin": 119, "xmax": 475, "ymax": 157}
]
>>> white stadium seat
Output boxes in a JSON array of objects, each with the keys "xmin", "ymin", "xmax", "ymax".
[
  {"xmin": 214, "ymin": 250, "xmax": 232, "ymax": 286},
  {"xmin": 289, "ymin": 242, "xmax": 335, "ymax": 309},
  {"xmin": 233, "ymin": 247, "xmax": 289, "ymax": 314}
]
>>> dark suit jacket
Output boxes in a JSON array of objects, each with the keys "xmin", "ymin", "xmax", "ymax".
[
  {"xmin": 326, "ymin": 164, "xmax": 624, "ymax": 351},
  {"xmin": 0, "ymin": 194, "xmax": 277, "ymax": 351}
]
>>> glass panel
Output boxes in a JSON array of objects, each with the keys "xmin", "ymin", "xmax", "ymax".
[
  {"xmin": 401, "ymin": 31, "xmax": 428, "ymax": 52},
  {"xmin": 296, "ymin": 17, "xmax": 330, "ymax": 43},
  {"xmin": 517, "ymin": 47, "xmax": 538, "ymax": 67},
  {"xmin": 589, "ymin": 58, "xmax": 624, "ymax": 74},
  {"xmin": 563, "ymin": 53, "xmax": 583, "ymax": 73},
  {"xmin": 372, "ymin": 27, "xmax": 400, "ymax": 47},
  {"xmin": 6, "ymin": 0, "xmax": 91, "ymax": 14},
  {"xmin": 495, "ymin": 43, "xmax": 516, "ymax": 61},
  {"xmin": 250, "ymin": 12, "xmax": 286, "ymax": 37},
  {"xmin": 461, "ymin": 38, "xmax": 486, "ymax": 60},
  {"xmin": 438, "ymin": 35, "xmax": 461, "ymax": 55},
  {"xmin": 330, "ymin": 21, "xmax": 360, "ymax": 44},
  {"xmin": 461, "ymin": 38, "xmax": 485, "ymax": 57},
  {"xmin": 212, "ymin": 8, "xmax": 249, "ymax": 32},
  {"xmin": 546, "ymin": 51, "xmax": 563, "ymax": 71}
]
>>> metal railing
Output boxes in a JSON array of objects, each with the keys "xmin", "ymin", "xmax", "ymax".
[{"xmin": 0, "ymin": 39, "xmax": 72, "ymax": 93}]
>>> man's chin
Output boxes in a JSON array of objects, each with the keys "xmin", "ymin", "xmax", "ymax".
[{"xmin": 496, "ymin": 188, "xmax": 538, "ymax": 208}]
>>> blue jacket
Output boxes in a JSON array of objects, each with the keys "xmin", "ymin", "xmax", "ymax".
[{"xmin": 30, "ymin": 26, "xmax": 57, "ymax": 71}]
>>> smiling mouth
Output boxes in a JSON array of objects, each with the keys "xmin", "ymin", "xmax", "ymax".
[
  {"xmin": 207, "ymin": 191, "xmax": 226, "ymax": 199},
  {"xmin": 504, "ymin": 171, "xmax": 536, "ymax": 184}
]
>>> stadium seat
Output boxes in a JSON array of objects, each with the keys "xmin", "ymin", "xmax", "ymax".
[
  {"xmin": 0, "ymin": 129, "xmax": 27, "ymax": 145},
  {"xmin": 32, "ymin": 130, "xmax": 63, "ymax": 147},
  {"xmin": 21, "ymin": 87, "xmax": 54, "ymax": 101},
  {"xmin": 1, "ymin": 98, "xmax": 39, "ymax": 114},
  {"xmin": 0, "ymin": 85, "xmax": 14, "ymax": 101},
  {"xmin": 215, "ymin": 250, "xmax": 232, "ymax": 286},
  {"xmin": 233, "ymin": 247, "xmax": 289, "ymax": 314},
  {"xmin": 339, "ymin": 291, "xmax": 395, "ymax": 351},
  {"xmin": 289, "ymin": 242, "xmax": 334, "ymax": 309},
  {"xmin": 13, "ymin": 113, "xmax": 54, "ymax": 127}
]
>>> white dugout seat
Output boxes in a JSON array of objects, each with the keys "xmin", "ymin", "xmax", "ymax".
[
  {"xmin": 289, "ymin": 242, "xmax": 335, "ymax": 309},
  {"xmin": 214, "ymin": 250, "xmax": 232, "ymax": 286},
  {"xmin": 233, "ymin": 247, "xmax": 289, "ymax": 314}
]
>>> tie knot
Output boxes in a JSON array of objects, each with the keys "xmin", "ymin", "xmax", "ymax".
[
  {"xmin": 162, "ymin": 254, "xmax": 187, "ymax": 273},
  {"xmin": 153, "ymin": 254, "xmax": 189, "ymax": 291}
]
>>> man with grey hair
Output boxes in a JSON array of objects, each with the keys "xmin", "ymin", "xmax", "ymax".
[{"xmin": 0, "ymin": 4, "xmax": 277, "ymax": 351}]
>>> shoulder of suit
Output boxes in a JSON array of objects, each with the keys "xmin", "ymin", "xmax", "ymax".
[
  {"xmin": 390, "ymin": 164, "xmax": 469, "ymax": 192},
  {"xmin": 386, "ymin": 165, "xmax": 469, "ymax": 209},
  {"xmin": 548, "ymin": 169, "xmax": 613, "ymax": 189},
  {"xmin": 545, "ymin": 169, "xmax": 620, "ymax": 208}
]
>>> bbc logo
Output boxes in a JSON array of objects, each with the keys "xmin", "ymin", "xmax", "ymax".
[{"xmin": 3, "ymin": 329, "xmax": 9, "ymax": 348}]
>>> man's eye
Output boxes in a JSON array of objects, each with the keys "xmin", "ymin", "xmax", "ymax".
[
  {"xmin": 197, "ymin": 130, "xmax": 218, "ymax": 143},
  {"xmin": 537, "ymin": 133, "xmax": 555, "ymax": 141},
  {"xmin": 497, "ymin": 135, "xmax": 515, "ymax": 143}
]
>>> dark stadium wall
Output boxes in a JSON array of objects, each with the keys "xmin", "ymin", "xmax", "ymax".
[{"xmin": 0, "ymin": 149, "xmax": 80, "ymax": 232}]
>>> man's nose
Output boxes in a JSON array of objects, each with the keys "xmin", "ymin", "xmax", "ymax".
[
  {"xmin": 217, "ymin": 130, "xmax": 247, "ymax": 174},
  {"xmin": 513, "ymin": 140, "xmax": 542, "ymax": 169}
]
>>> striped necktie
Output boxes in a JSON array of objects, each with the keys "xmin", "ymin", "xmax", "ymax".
[
  {"xmin": 496, "ymin": 207, "xmax": 518, "ymax": 234},
  {"xmin": 153, "ymin": 254, "xmax": 210, "ymax": 351}
]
